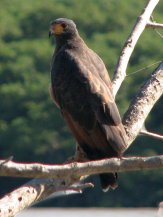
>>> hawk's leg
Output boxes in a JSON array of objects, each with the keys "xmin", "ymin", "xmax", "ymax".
[{"xmin": 66, "ymin": 143, "xmax": 88, "ymax": 163}]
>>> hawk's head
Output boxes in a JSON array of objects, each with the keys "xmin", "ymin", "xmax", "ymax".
[{"xmin": 49, "ymin": 18, "xmax": 78, "ymax": 38}]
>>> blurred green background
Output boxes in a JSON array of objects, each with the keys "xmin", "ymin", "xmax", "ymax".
[{"xmin": 0, "ymin": 0, "xmax": 163, "ymax": 207}]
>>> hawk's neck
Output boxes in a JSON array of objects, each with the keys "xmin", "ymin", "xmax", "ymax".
[{"xmin": 55, "ymin": 34, "xmax": 85, "ymax": 53}]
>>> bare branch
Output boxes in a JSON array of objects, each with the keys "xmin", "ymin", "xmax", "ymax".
[
  {"xmin": 112, "ymin": 0, "xmax": 159, "ymax": 96},
  {"xmin": 0, "ymin": 178, "xmax": 77, "ymax": 217},
  {"xmin": 147, "ymin": 21, "xmax": 163, "ymax": 29},
  {"xmin": 123, "ymin": 62, "xmax": 163, "ymax": 147},
  {"xmin": 0, "ymin": 174, "xmax": 93, "ymax": 217},
  {"xmin": 0, "ymin": 156, "xmax": 163, "ymax": 179},
  {"xmin": 1, "ymin": 155, "xmax": 163, "ymax": 216},
  {"xmin": 140, "ymin": 130, "xmax": 163, "ymax": 141}
]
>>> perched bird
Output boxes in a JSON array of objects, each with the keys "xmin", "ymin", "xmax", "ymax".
[{"xmin": 49, "ymin": 18, "xmax": 127, "ymax": 191}]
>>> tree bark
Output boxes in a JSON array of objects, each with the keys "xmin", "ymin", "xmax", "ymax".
[
  {"xmin": 1, "ymin": 155, "xmax": 163, "ymax": 217},
  {"xmin": 123, "ymin": 62, "xmax": 163, "ymax": 146},
  {"xmin": 112, "ymin": 0, "xmax": 159, "ymax": 96}
]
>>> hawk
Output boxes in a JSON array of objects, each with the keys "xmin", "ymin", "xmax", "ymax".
[{"xmin": 49, "ymin": 18, "xmax": 127, "ymax": 191}]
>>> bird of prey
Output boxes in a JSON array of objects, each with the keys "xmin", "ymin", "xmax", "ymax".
[{"xmin": 49, "ymin": 18, "xmax": 127, "ymax": 191}]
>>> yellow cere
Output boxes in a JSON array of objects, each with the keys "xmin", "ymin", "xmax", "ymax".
[{"xmin": 53, "ymin": 24, "xmax": 64, "ymax": 35}]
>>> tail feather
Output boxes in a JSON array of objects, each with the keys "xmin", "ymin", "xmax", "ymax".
[{"xmin": 99, "ymin": 173, "xmax": 118, "ymax": 192}]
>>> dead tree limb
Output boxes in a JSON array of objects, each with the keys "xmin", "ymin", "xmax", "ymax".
[
  {"xmin": 123, "ymin": 62, "xmax": 163, "ymax": 147},
  {"xmin": 112, "ymin": 0, "xmax": 159, "ymax": 96},
  {"xmin": 0, "ymin": 178, "xmax": 77, "ymax": 217},
  {"xmin": 0, "ymin": 155, "xmax": 163, "ymax": 217},
  {"xmin": 0, "ymin": 156, "xmax": 163, "ymax": 179}
]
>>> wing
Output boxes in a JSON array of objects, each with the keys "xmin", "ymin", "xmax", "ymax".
[
  {"xmin": 67, "ymin": 47, "xmax": 122, "ymax": 126},
  {"xmin": 73, "ymin": 48, "xmax": 127, "ymax": 154}
]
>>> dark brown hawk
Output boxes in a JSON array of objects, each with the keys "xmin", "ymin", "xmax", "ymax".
[{"xmin": 49, "ymin": 18, "xmax": 127, "ymax": 191}]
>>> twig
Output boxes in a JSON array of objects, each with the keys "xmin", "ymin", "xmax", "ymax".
[
  {"xmin": 123, "ymin": 62, "xmax": 163, "ymax": 147},
  {"xmin": 140, "ymin": 130, "xmax": 163, "ymax": 141},
  {"xmin": 112, "ymin": 0, "xmax": 159, "ymax": 96},
  {"xmin": 147, "ymin": 21, "xmax": 163, "ymax": 28}
]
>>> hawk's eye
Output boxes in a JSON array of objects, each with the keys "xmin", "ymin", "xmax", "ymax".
[{"xmin": 61, "ymin": 23, "xmax": 67, "ymax": 28}]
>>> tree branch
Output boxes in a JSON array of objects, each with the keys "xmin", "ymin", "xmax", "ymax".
[
  {"xmin": 0, "ymin": 155, "xmax": 163, "ymax": 216},
  {"xmin": 112, "ymin": 0, "xmax": 159, "ymax": 96},
  {"xmin": 0, "ymin": 177, "xmax": 94, "ymax": 217},
  {"xmin": 123, "ymin": 62, "xmax": 163, "ymax": 147},
  {"xmin": 147, "ymin": 21, "xmax": 163, "ymax": 28},
  {"xmin": 140, "ymin": 130, "xmax": 163, "ymax": 141},
  {"xmin": 0, "ymin": 156, "xmax": 163, "ymax": 179},
  {"xmin": 1, "ymin": 154, "xmax": 163, "ymax": 216},
  {"xmin": 0, "ymin": 178, "xmax": 77, "ymax": 217}
]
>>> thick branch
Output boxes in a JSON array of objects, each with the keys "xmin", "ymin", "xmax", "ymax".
[
  {"xmin": 2, "ymin": 155, "xmax": 162, "ymax": 216},
  {"xmin": 123, "ymin": 62, "xmax": 163, "ymax": 146},
  {"xmin": 0, "ymin": 178, "xmax": 77, "ymax": 217},
  {"xmin": 0, "ymin": 156, "xmax": 163, "ymax": 179},
  {"xmin": 0, "ymin": 177, "xmax": 93, "ymax": 217},
  {"xmin": 0, "ymin": 155, "xmax": 163, "ymax": 216},
  {"xmin": 112, "ymin": 0, "xmax": 159, "ymax": 96}
]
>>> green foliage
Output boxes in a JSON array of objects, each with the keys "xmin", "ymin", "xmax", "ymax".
[{"xmin": 0, "ymin": 0, "xmax": 162, "ymax": 207}]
